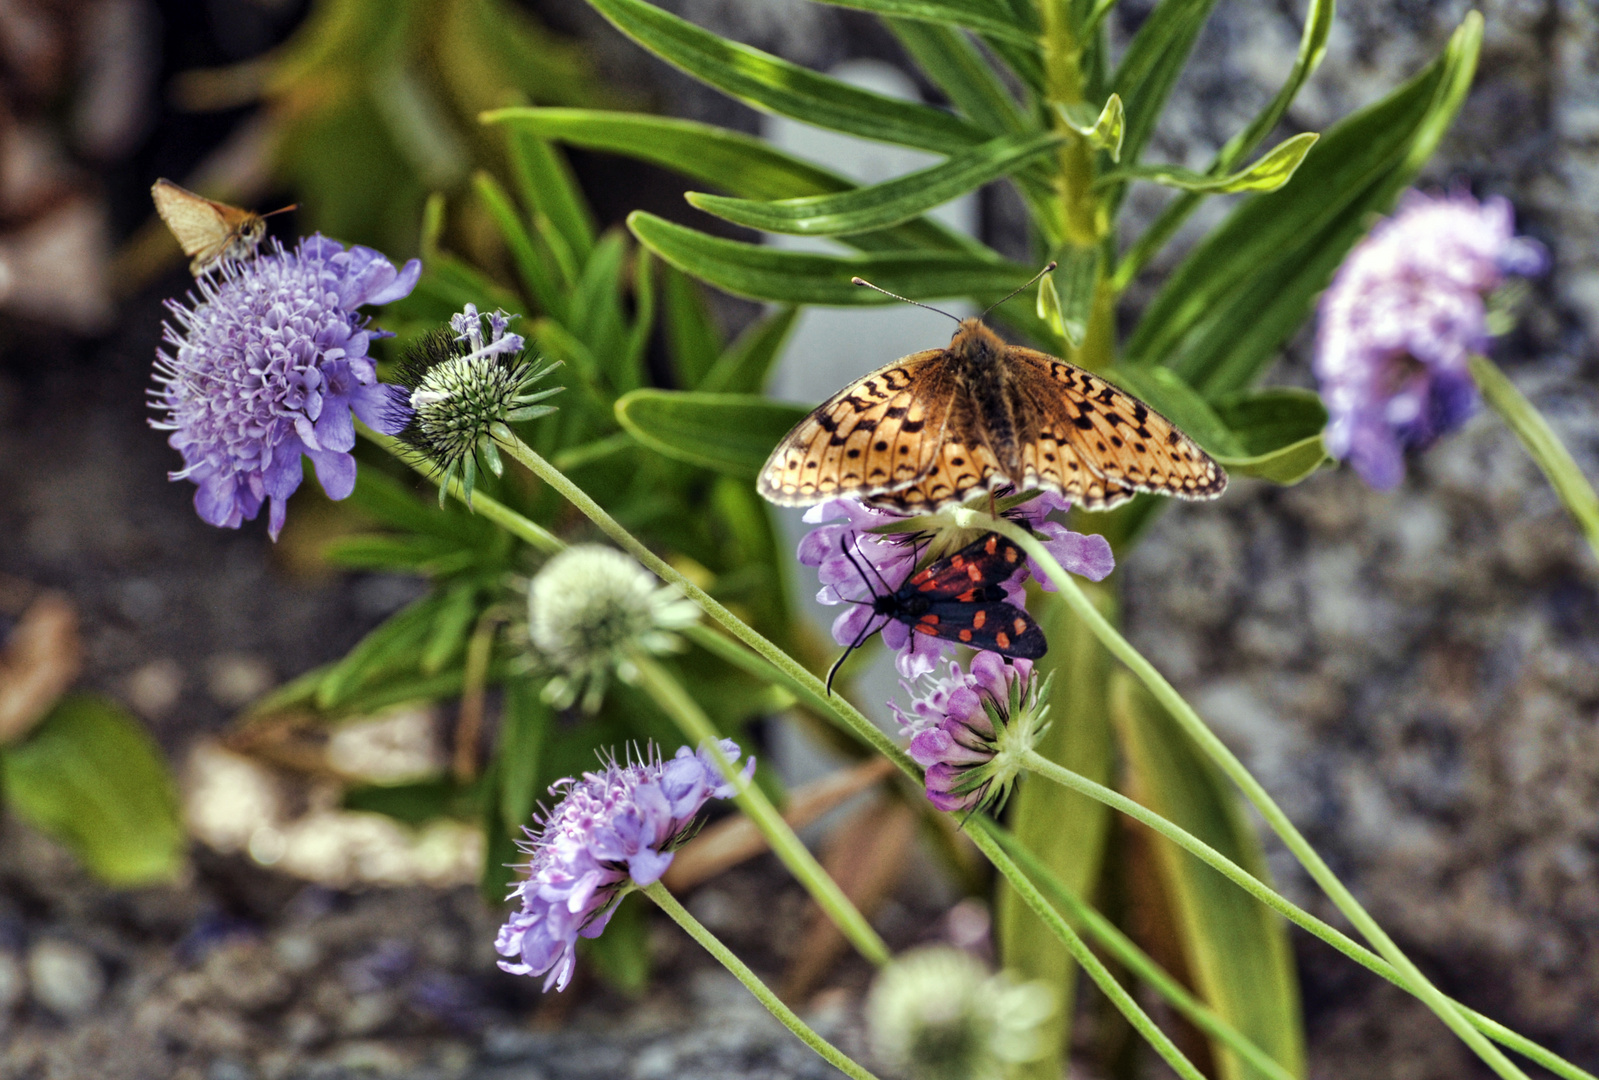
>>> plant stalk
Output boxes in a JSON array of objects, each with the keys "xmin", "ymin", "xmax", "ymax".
[
  {"xmin": 980, "ymin": 513, "xmax": 1530, "ymax": 1080},
  {"xmin": 629, "ymin": 652, "xmax": 891, "ymax": 966},
  {"xmin": 642, "ymin": 881, "xmax": 882, "ymax": 1080},
  {"xmin": 1470, "ymin": 353, "xmax": 1599, "ymax": 565}
]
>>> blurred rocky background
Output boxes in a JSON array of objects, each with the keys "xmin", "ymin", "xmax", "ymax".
[{"xmin": 1, "ymin": 0, "xmax": 1596, "ymax": 1076}]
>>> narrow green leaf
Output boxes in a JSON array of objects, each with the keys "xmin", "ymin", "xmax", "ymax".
[
  {"xmin": 473, "ymin": 171, "xmax": 565, "ymax": 320},
  {"xmin": 484, "ymin": 108, "xmax": 976, "ymax": 255},
  {"xmin": 1100, "ymin": 132, "xmax": 1318, "ymax": 192},
  {"xmin": 885, "ymin": 19, "xmax": 1035, "ymax": 134},
  {"xmin": 322, "ymin": 534, "xmax": 474, "ymax": 574},
  {"xmin": 1111, "ymin": 674, "xmax": 1306, "ymax": 1080},
  {"xmin": 686, "ymin": 131, "xmax": 1060, "ymax": 236},
  {"xmin": 1111, "ymin": 0, "xmax": 1223, "ymax": 166},
  {"xmin": 1125, "ymin": 14, "xmax": 1483, "ymax": 397},
  {"xmin": 1211, "ymin": 388, "xmax": 1330, "ymax": 484},
  {"xmin": 628, "ymin": 211, "xmax": 1032, "ymax": 304},
  {"xmin": 569, "ymin": 231, "xmax": 632, "ymax": 387},
  {"xmin": 1040, "ymin": 245, "xmax": 1099, "ymax": 348},
  {"xmin": 614, "ymin": 390, "xmax": 808, "ymax": 477},
  {"xmin": 997, "ymin": 587, "xmax": 1117, "ymax": 1079},
  {"xmin": 664, "ymin": 266, "xmax": 722, "ymax": 389},
  {"xmin": 420, "ymin": 584, "xmax": 481, "ymax": 675},
  {"xmin": 346, "ymin": 464, "xmax": 485, "ymax": 544},
  {"xmin": 504, "ymin": 127, "xmax": 596, "ymax": 264},
  {"xmin": 499, "ymin": 677, "xmax": 552, "ymax": 832},
  {"xmin": 1057, "ymin": 93, "xmax": 1125, "ymax": 161},
  {"xmin": 701, "ymin": 306, "xmax": 800, "ymax": 394},
  {"xmin": 807, "ymin": 0, "xmax": 1040, "ymax": 43},
  {"xmin": 317, "ymin": 595, "xmax": 442, "ymax": 708},
  {"xmin": 1, "ymin": 696, "xmax": 184, "ymax": 885},
  {"xmin": 584, "ymin": 0, "xmax": 989, "ymax": 152}
]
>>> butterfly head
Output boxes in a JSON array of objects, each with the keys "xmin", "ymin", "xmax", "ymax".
[{"xmin": 948, "ymin": 317, "xmax": 1006, "ymax": 366}]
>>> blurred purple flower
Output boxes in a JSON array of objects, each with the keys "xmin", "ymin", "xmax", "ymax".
[
  {"xmin": 797, "ymin": 493, "xmax": 1112, "ymax": 678},
  {"xmin": 889, "ymin": 652, "xmax": 1046, "ymax": 813},
  {"xmin": 495, "ymin": 740, "xmax": 752, "ymax": 992},
  {"xmin": 150, "ymin": 235, "xmax": 421, "ymax": 539},
  {"xmin": 1314, "ymin": 190, "xmax": 1547, "ymax": 490}
]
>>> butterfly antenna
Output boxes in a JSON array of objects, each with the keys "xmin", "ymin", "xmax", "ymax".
[
  {"xmin": 979, "ymin": 261, "xmax": 1058, "ymax": 320},
  {"xmin": 260, "ymin": 202, "xmax": 299, "ymax": 220},
  {"xmin": 851, "ymin": 277, "xmax": 962, "ymax": 324}
]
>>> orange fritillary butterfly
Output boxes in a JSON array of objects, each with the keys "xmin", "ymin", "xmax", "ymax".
[{"xmin": 758, "ymin": 284, "xmax": 1227, "ymax": 513}]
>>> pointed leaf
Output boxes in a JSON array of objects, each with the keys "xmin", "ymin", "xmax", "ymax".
[
  {"xmin": 628, "ymin": 211, "xmax": 1031, "ymax": 304},
  {"xmin": 687, "ymin": 131, "xmax": 1061, "ymax": 236},
  {"xmin": 504, "ymin": 128, "xmax": 596, "ymax": 265},
  {"xmin": 1057, "ymin": 94, "xmax": 1125, "ymax": 161},
  {"xmin": 1039, "ymin": 245, "xmax": 1099, "ymax": 348},
  {"xmin": 1211, "ymin": 388, "xmax": 1330, "ymax": 484},
  {"xmin": 808, "ymin": 0, "xmax": 1040, "ymax": 43},
  {"xmin": 1, "ymin": 695, "xmax": 183, "ymax": 885},
  {"xmin": 1125, "ymin": 14, "xmax": 1483, "ymax": 397},
  {"xmin": 484, "ymin": 108, "xmax": 974, "ymax": 254},
  {"xmin": 583, "ymin": 0, "xmax": 988, "ymax": 152},
  {"xmin": 701, "ymin": 306, "xmax": 801, "ymax": 393},
  {"xmin": 1112, "ymin": 674, "xmax": 1306, "ymax": 1080},
  {"xmin": 886, "ymin": 19, "xmax": 1035, "ymax": 134},
  {"xmin": 1111, "ymin": 0, "xmax": 1224, "ymax": 166},
  {"xmin": 614, "ymin": 390, "xmax": 808, "ymax": 477},
  {"xmin": 1100, "ymin": 132, "xmax": 1318, "ymax": 192}
]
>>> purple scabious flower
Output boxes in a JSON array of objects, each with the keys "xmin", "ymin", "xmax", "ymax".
[
  {"xmin": 151, "ymin": 236, "xmax": 421, "ymax": 539},
  {"xmin": 797, "ymin": 493, "xmax": 1113, "ymax": 678},
  {"xmin": 890, "ymin": 652, "xmax": 1048, "ymax": 814},
  {"xmin": 1314, "ymin": 190, "xmax": 1547, "ymax": 490},
  {"xmin": 495, "ymin": 740, "xmax": 753, "ymax": 991}
]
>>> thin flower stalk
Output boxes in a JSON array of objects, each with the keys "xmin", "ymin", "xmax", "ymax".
[
  {"xmin": 1469, "ymin": 353, "xmax": 1599, "ymax": 565},
  {"xmin": 977, "ymin": 809, "xmax": 1598, "ymax": 1080},
  {"xmin": 364, "ymin": 424, "xmax": 1591, "ymax": 1080},
  {"xmin": 643, "ymin": 881, "xmax": 882, "ymax": 1080},
  {"xmin": 628, "ymin": 652, "xmax": 891, "ymax": 966},
  {"xmin": 978, "ymin": 511, "xmax": 1532, "ymax": 1080},
  {"xmin": 962, "ymin": 822, "xmax": 1209, "ymax": 1080}
]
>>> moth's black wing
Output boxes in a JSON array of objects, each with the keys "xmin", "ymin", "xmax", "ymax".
[
  {"xmin": 907, "ymin": 599, "xmax": 1047, "ymax": 659},
  {"xmin": 902, "ymin": 532, "xmax": 1028, "ymax": 601}
]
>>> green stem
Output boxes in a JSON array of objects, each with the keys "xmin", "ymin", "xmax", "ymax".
[
  {"xmin": 979, "ymin": 514, "xmax": 1530, "ymax": 1080},
  {"xmin": 1013, "ymin": 753, "xmax": 1595, "ymax": 1080},
  {"xmin": 964, "ymin": 821, "xmax": 1208, "ymax": 1080},
  {"xmin": 489, "ymin": 425, "xmax": 912, "ymax": 772},
  {"xmin": 974, "ymin": 815, "xmax": 1294, "ymax": 1080},
  {"xmin": 1470, "ymin": 353, "xmax": 1599, "ymax": 565},
  {"xmin": 629, "ymin": 653, "xmax": 891, "ymax": 966},
  {"xmin": 641, "ymin": 881, "xmax": 882, "ymax": 1080}
]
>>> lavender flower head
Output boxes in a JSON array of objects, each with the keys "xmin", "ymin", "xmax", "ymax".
[
  {"xmin": 891, "ymin": 652, "xmax": 1049, "ymax": 813},
  {"xmin": 798, "ymin": 492, "xmax": 1113, "ymax": 678},
  {"xmin": 151, "ymin": 236, "xmax": 420, "ymax": 538},
  {"xmin": 1315, "ymin": 190, "xmax": 1547, "ymax": 489},
  {"xmin": 496, "ymin": 740, "xmax": 753, "ymax": 991}
]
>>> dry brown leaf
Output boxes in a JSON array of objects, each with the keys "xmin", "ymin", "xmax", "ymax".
[
  {"xmin": 661, "ymin": 757, "xmax": 896, "ymax": 892},
  {"xmin": 0, "ymin": 591, "xmax": 81, "ymax": 744},
  {"xmin": 779, "ymin": 795, "xmax": 917, "ymax": 1001}
]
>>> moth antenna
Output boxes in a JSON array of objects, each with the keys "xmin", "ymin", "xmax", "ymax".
[
  {"xmin": 839, "ymin": 532, "xmax": 894, "ymax": 597},
  {"xmin": 979, "ymin": 261, "xmax": 1058, "ymax": 320},
  {"xmin": 851, "ymin": 277, "xmax": 961, "ymax": 324}
]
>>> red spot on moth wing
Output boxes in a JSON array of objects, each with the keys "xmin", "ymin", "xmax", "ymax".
[
  {"xmin": 913, "ymin": 624, "xmax": 939, "ymax": 636},
  {"xmin": 959, "ymin": 629, "xmax": 973, "ymax": 642},
  {"xmin": 972, "ymin": 610, "xmax": 987, "ymax": 629},
  {"xmin": 966, "ymin": 565, "xmax": 982, "ymax": 580},
  {"xmin": 919, "ymin": 613, "xmax": 940, "ymax": 625},
  {"xmin": 984, "ymin": 535, "xmax": 998, "ymax": 554},
  {"xmin": 996, "ymin": 631, "xmax": 1012, "ymax": 649}
]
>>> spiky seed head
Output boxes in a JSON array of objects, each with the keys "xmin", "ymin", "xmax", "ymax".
[{"xmin": 526, "ymin": 545, "xmax": 700, "ymax": 711}]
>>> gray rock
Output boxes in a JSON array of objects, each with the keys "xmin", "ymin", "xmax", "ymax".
[{"xmin": 26, "ymin": 939, "xmax": 103, "ymax": 1019}]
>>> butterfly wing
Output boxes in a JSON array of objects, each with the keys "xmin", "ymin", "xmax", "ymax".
[
  {"xmin": 1005, "ymin": 346, "xmax": 1227, "ymax": 509},
  {"xmin": 862, "ymin": 389, "xmax": 1011, "ymax": 511},
  {"xmin": 759, "ymin": 349, "xmax": 957, "ymax": 506},
  {"xmin": 151, "ymin": 179, "xmax": 264, "ymax": 273}
]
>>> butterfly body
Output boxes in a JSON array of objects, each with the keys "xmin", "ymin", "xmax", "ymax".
[
  {"xmin": 827, "ymin": 531, "xmax": 1045, "ymax": 692},
  {"xmin": 761, "ymin": 316, "xmax": 1227, "ymax": 513},
  {"xmin": 151, "ymin": 179, "xmax": 272, "ymax": 275}
]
